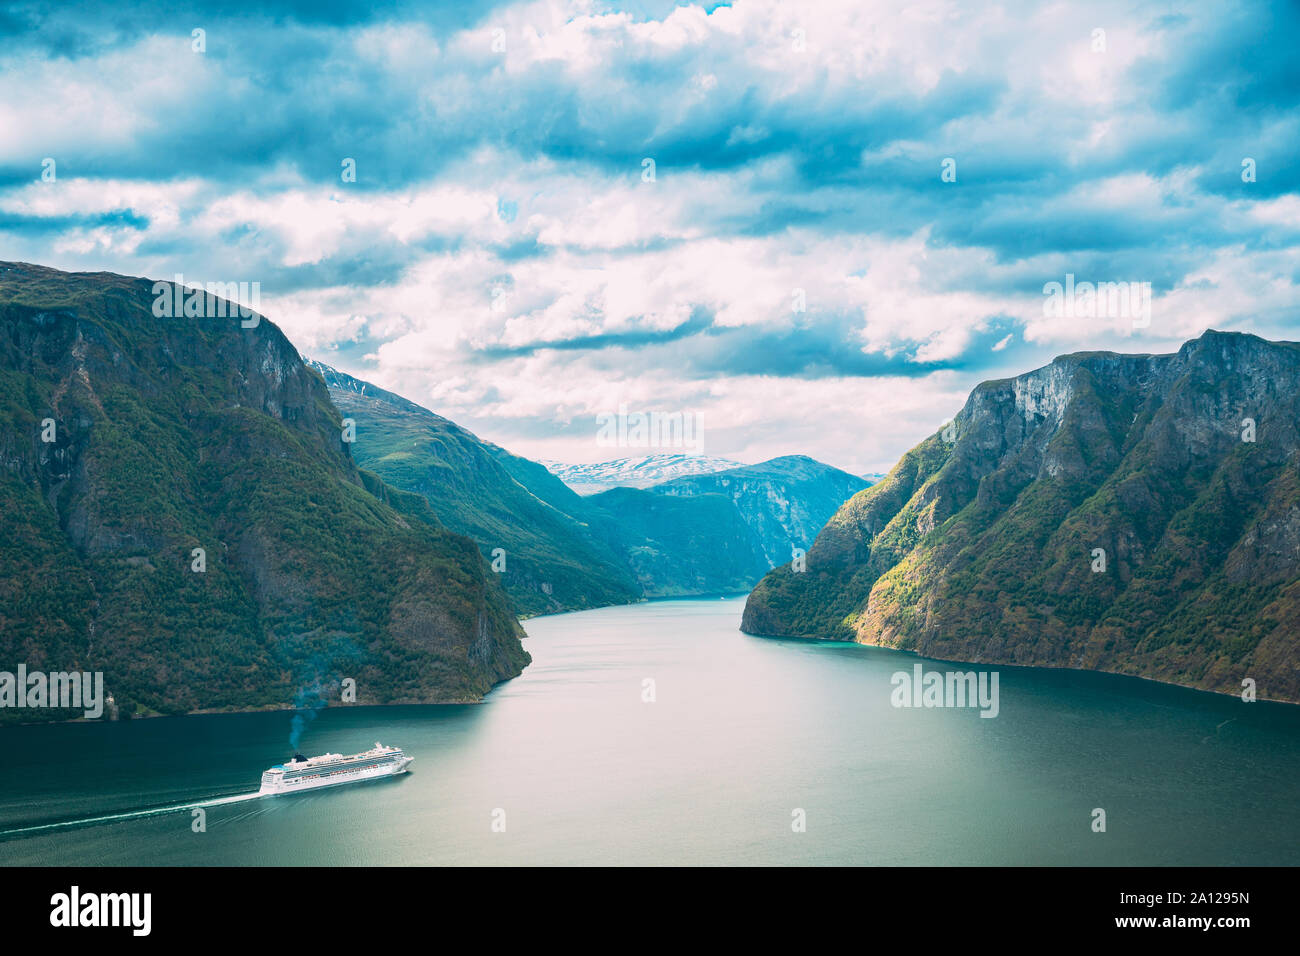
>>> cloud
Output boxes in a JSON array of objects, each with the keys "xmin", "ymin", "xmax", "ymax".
[{"xmin": 2, "ymin": 0, "xmax": 1299, "ymax": 472}]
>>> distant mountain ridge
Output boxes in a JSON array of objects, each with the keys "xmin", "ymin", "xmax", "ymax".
[
  {"xmin": 650, "ymin": 456, "xmax": 870, "ymax": 567},
  {"xmin": 743, "ymin": 330, "xmax": 1300, "ymax": 704},
  {"xmin": 312, "ymin": 364, "xmax": 868, "ymax": 609},
  {"xmin": 543, "ymin": 453, "xmax": 743, "ymax": 494}
]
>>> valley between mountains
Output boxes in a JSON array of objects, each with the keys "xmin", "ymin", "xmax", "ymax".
[{"xmin": 2, "ymin": 262, "xmax": 1297, "ymax": 718}]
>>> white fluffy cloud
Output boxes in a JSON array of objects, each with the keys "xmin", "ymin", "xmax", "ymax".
[{"xmin": 3, "ymin": 0, "xmax": 1299, "ymax": 472}]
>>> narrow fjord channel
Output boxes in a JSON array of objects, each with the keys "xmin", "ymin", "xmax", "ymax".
[{"xmin": 2, "ymin": 597, "xmax": 1297, "ymax": 865}]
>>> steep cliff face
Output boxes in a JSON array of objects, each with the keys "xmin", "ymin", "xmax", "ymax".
[
  {"xmin": 650, "ymin": 456, "xmax": 869, "ymax": 566},
  {"xmin": 743, "ymin": 331, "xmax": 1300, "ymax": 703},
  {"xmin": 0, "ymin": 263, "xmax": 528, "ymax": 721}
]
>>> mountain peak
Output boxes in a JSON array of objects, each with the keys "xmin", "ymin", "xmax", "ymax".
[{"xmin": 544, "ymin": 454, "xmax": 744, "ymax": 494}]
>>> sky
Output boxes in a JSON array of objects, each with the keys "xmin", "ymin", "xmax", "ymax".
[{"xmin": 2, "ymin": 0, "xmax": 1298, "ymax": 474}]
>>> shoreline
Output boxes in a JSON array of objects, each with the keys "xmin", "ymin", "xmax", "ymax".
[
  {"xmin": 744, "ymin": 628, "xmax": 1300, "ymax": 708},
  {"xmin": 7, "ymin": 594, "xmax": 1296, "ymax": 728}
]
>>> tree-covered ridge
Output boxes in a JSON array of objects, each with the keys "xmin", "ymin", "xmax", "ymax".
[
  {"xmin": 743, "ymin": 331, "xmax": 1300, "ymax": 704},
  {"xmin": 312, "ymin": 361, "xmax": 643, "ymax": 616},
  {"xmin": 0, "ymin": 263, "xmax": 528, "ymax": 723}
]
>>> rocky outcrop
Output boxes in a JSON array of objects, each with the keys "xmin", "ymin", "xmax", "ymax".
[{"xmin": 743, "ymin": 331, "xmax": 1300, "ymax": 704}]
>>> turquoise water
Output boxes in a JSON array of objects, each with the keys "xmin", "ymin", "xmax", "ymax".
[{"xmin": 2, "ymin": 597, "xmax": 1297, "ymax": 865}]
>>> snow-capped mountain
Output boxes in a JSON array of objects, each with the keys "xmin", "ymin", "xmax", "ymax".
[{"xmin": 542, "ymin": 453, "xmax": 744, "ymax": 495}]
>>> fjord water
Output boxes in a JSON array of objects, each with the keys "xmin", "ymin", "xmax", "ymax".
[{"xmin": 2, "ymin": 597, "xmax": 1297, "ymax": 865}]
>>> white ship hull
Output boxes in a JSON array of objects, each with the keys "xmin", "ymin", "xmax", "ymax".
[{"xmin": 259, "ymin": 744, "xmax": 412, "ymax": 796}]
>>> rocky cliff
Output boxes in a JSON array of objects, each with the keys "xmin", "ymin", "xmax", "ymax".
[
  {"xmin": 0, "ymin": 263, "xmax": 528, "ymax": 721},
  {"xmin": 742, "ymin": 331, "xmax": 1300, "ymax": 703}
]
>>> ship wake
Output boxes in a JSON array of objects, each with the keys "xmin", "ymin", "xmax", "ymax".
[{"xmin": 0, "ymin": 791, "xmax": 264, "ymax": 841}]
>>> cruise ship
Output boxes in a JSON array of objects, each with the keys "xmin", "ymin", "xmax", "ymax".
[{"xmin": 259, "ymin": 743, "xmax": 412, "ymax": 795}]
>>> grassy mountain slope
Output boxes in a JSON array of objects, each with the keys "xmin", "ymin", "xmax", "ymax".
[{"xmin": 312, "ymin": 362, "xmax": 641, "ymax": 616}]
